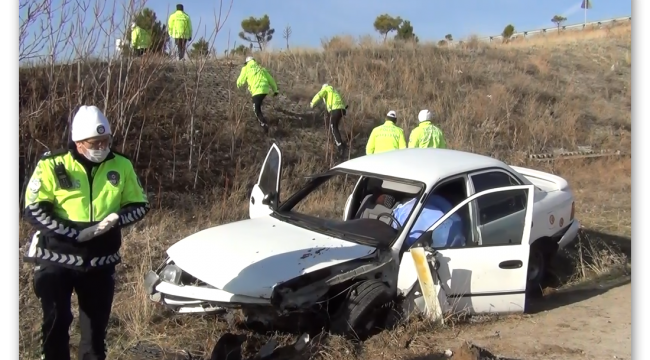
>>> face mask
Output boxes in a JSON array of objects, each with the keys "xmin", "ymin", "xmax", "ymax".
[{"xmin": 84, "ymin": 148, "xmax": 110, "ymax": 163}]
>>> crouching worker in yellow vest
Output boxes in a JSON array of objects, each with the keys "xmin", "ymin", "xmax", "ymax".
[
  {"xmin": 130, "ymin": 22, "xmax": 152, "ymax": 57},
  {"xmin": 23, "ymin": 105, "xmax": 150, "ymax": 360},
  {"xmin": 310, "ymin": 83, "xmax": 349, "ymax": 158},
  {"xmin": 366, "ymin": 110, "xmax": 407, "ymax": 155},
  {"xmin": 236, "ymin": 56, "xmax": 279, "ymax": 135},
  {"xmin": 408, "ymin": 109, "xmax": 447, "ymax": 149}
]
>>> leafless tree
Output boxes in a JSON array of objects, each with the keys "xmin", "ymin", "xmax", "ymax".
[{"xmin": 282, "ymin": 25, "xmax": 292, "ymax": 50}]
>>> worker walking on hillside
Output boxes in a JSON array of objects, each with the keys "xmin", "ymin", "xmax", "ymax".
[
  {"xmin": 236, "ymin": 56, "xmax": 279, "ymax": 134},
  {"xmin": 130, "ymin": 22, "xmax": 152, "ymax": 57},
  {"xmin": 366, "ymin": 110, "xmax": 407, "ymax": 155},
  {"xmin": 310, "ymin": 83, "xmax": 349, "ymax": 157},
  {"xmin": 408, "ymin": 109, "xmax": 447, "ymax": 149},
  {"xmin": 23, "ymin": 105, "xmax": 150, "ymax": 360},
  {"xmin": 167, "ymin": 4, "xmax": 192, "ymax": 60}
]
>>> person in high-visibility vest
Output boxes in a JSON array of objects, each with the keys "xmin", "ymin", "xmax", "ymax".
[
  {"xmin": 310, "ymin": 83, "xmax": 349, "ymax": 157},
  {"xmin": 236, "ymin": 56, "xmax": 279, "ymax": 134},
  {"xmin": 167, "ymin": 3, "xmax": 193, "ymax": 60},
  {"xmin": 130, "ymin": 22, "xmax": 152, "ymax": 57},
  {"xmin": 23, "ymin": 105, "xmax": 150, "ymax": 360},
  {"xmin": 366, "ymin": 110, "xmax": 407, "ymax": 155},
  {"xmin": 408, "ymin": 109, "xmax": 447, "ymax": 149}
]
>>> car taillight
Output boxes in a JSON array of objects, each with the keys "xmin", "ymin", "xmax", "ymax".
[{"xmin": 570, "ymin": 201, "xmax": 575, "ymax": 221}]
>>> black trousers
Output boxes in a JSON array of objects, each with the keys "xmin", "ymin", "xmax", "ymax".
[
  {"xmin": 328, "ymin": 109, "xmax": 346, "ymax": 148},
  {"xmin": 252, "ymin": 94, "xmax": 269, "ymax": 127},
  {"xmin": 175, "ymin": 38, "xmax": 188, "ymax": 60},
  {"xmin": 33, "ymin": 264, "xmax": 116, "ymax": 360}
]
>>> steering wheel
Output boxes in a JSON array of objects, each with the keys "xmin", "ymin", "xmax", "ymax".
[{"xmin": 376, "ymin": 212, "xmax": 403, "ymax": 231}]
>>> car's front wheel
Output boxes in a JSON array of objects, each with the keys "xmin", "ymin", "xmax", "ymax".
[
  {"xmin": 527, "ymin": 242, "xmax": 554, "ymax": 298},
  {"xmin": 329, "ymin": 280, "xmax": 392, "ymax": 340}
]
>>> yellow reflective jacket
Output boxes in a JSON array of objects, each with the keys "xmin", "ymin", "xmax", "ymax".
[
  {"xmin": 167, "ymin": 10, "xmax": 192, "ymax": 39},
  {"xmin": 310, "ymin": 85, "xmax": 346, "ymax": 112},
  {"xmin": 408, "ymin": 121, "xmax": 447, "ymax": 149},
  {"xmin": 23, "ymin": 149, "xmax": 150, "ymax": 270},
  {"xmin": 236, "ymin": 60, "xmax": 278, "ymax": 96},
  {"xmin": 366, "ymin": 120, "xmax": 407, "ymax": 155},
  {"xmin": 131, "ymin": 25, "xmax": 152, "ymax": 50}
]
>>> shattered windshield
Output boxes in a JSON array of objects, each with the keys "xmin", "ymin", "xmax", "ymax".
[{"xmin": 273, "ymin": 171, "xmax": 425, "ymax": 247}]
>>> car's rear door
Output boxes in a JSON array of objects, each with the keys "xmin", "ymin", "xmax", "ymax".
[
  {"xmin": 406, "ymin": 184, "xmax": 535, "ymax": 315},
  {"xmin": 249, "ymin": 143, "xmax": 282, "ymax": 219}
]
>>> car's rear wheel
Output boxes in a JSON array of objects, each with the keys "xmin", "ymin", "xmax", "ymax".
[{"xmin": 329, "ymin": 280, "xmax": 392, "ymax": 340}]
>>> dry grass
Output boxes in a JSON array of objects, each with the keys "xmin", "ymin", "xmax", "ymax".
[
  {"xmin": 18, "ymin": 19, "xmax": 631, "ymax": 360},
  {"xmin": 503, "ymin": 21, "xmax": 632, "ymax": 48}
]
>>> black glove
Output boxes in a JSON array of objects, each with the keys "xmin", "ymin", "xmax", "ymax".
[{"xmin": 273, "ymin": 92, "xmax": 279, "ymax": 97}]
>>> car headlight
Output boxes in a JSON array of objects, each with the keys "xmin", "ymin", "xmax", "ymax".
[{"xmin": 160, "ymin": 264, "xmax": 182, "ymax": 285}]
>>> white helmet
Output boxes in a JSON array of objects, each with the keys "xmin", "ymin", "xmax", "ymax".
[
  {"xmin": 71, "ymin": 105, "xmax": 112, "ymax": 142},
  {"xmin": 322, "ymin": 83, "xmax": 329, "ymax": 89},
  {"xmin": 418, "ymin": 109, "xmax": 433, "ymax": 122},
  {"xmin": 386, "ymin": 110, "xmax": 397, "ymax": 121},
  {"xmin": 245, "ymin": 56, "xmax": 254, "ymax": 64},
  {"xmin": 130, "ymin": 22, "xmax": 137, "ymax": 29}
]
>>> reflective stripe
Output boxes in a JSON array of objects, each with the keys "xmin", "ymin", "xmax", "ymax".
[
  {"xmin": 119, "ymin": 204, "xmax": 149, "ymax": 226},
  {"xmin": 90, "ymin": 252, "xmax": 122, "ymax": 267},
  {"xmin": 26, "ymin": 245, "xmax": 121, "ymax": 268},
  {"xmin": 330, "ymin": 123, "xmax": 342, "ymax": 146},
  {"xmin": 27, "ymin": 246, "xmax": 85, "ymax": 266},
  {"xmin": 26, "ymin": 203, "xmax": 79, "ymax": 239}
]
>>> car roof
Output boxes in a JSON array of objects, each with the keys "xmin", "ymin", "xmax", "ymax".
[{"xmin": 333, "ymin": 148, "xmax": 509, "ymax": 185}]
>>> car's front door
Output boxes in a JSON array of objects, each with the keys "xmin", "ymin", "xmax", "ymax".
[
  {"xmin": 405, "ymin": 184, "xmax": 535, "ymax": 315},
  {"xmin": 249, "ymin": 143, "xmax": 283, "ymax": 219}
]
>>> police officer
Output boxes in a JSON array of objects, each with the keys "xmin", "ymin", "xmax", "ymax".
[
  {"xmin": 310, "ymin": 83, "xmax": 349, "ymax": 157},
  {"xmin": 23, "ymin": 105, "xmax": 150, "ymax": 360},
  {"xmin": 408, "ymin": 109, "xmax": 447, "ymax": 149},
  {"xmin": 167, "ymin": 3, "xmax": 193, "ymax": 60},
  {"xmin": 365, "ymin": 110, "xmax": 407, "ymax": 155},
  {"xmin": 236, "ymin": 56, "xmax": 279, "ymax": 134},
  {"xmin": 130, "ymin": 21, "xmax": 152, "ymax": 57}
]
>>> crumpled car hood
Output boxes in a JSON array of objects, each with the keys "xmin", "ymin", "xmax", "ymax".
[{"xmin": 166, "ymin": 216, "xmax": 377, "ymax": 299}]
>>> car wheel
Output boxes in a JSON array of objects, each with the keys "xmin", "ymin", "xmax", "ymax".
[
  {"xmin": 526, "ymin": 245, "xmax": 546, "ymax": 298},
  {"xmin": 329, "ymin": 280, "xmax": 392, "ymax": 340}
]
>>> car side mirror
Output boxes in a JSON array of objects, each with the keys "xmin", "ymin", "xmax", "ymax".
[
  {"xmin": 401, "ymin": 230, "xmax": 434, "ymax": 256},
  {"xmin": 262, "ymin": 192, "xmax": 279, "ymax": 210},
  {"xmin": 411, "ymin": 230, "xmax": 434, "ymax": 249}
]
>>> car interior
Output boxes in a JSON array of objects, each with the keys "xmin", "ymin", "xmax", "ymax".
[
  {"xmin": 282, "ymin": 175, "xmax": 475, "ymax": 250},
  {"xmin": 351, "ymin": 177, "xmax": 422, "ymax": 225},
  {"xmin": 336, "ymin": 175, "xmax": 474, "ymax": 249},
  {"xmin": 430, "ymin": 177, "xmax": 474, "ymax": 247},
  {"xmin": 305, "ymin": 177, "xmax": 424, "ymax": 249}
]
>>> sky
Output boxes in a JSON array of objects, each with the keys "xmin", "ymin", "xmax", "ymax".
[{"xmin": 19, "ymin": 0, "xmax": 632, "ymax": 60}]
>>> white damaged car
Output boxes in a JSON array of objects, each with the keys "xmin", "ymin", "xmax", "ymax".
[{"xmin": 144, "ymin": 144, "xmax": 580, "ymax": 337}]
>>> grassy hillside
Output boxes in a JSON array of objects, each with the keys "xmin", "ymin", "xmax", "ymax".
[
  {"xmin": 18, "ymin": 23, "xmax": 631, "ymax": 206},
  {"xmin": 18, "ymin": 23, "xmax": 631, "ymax": 360}
]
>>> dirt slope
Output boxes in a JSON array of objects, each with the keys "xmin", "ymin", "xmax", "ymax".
[{"xmin": 18, "ymin": 24, "xmax": 631, "ymax": 205}]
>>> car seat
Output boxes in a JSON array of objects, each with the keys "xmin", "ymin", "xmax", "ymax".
[{"xmin": 354, "ymin": 179, "xmax": 397, "ymax": 224}]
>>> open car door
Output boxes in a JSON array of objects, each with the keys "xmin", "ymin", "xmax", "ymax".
[
  {"xmin": 249, "ymin": 143, "xmax": 282, "ymax": 219},
  {"xmin": 399, "ymin": 184, "xmax": 535, "ymax": 315}
]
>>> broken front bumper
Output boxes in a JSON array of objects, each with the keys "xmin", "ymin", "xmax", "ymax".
[{"xmin": 144, "ymin": 268, "xmax": 271, "ymax": 314}]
